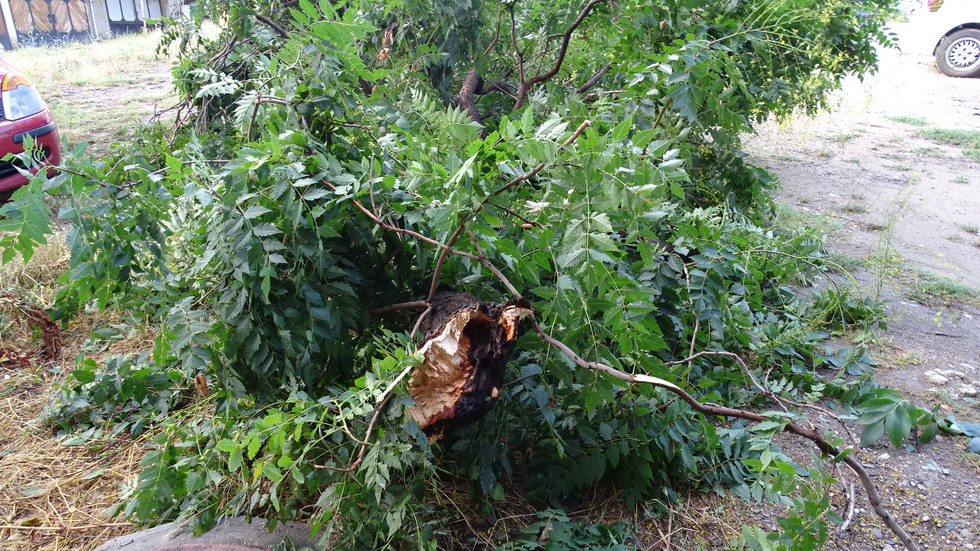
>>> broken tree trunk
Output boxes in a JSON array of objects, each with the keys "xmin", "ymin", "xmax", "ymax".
[{"xmin": 407, "ymin": 292, "xmax": 532, "ymax": 440}]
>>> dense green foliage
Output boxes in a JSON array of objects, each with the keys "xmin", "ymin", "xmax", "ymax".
[{"xmin": 0, "ymin": 0, "xmax": 930, "ymax": 548}]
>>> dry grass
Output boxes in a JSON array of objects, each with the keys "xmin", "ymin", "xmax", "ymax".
[
  {"xmin": 0, "ymin": 306, "xmax": 150, "ymax": 551},
  {"xmin": 0, "ymin": 370, "xmax": 143, "ymax": 550},
  {"xmin": 0, "ymin": 30, "xmax": 177, "ymax": 551},
  {"xmin": 3, "ymin": 32, "xmax": 167, "ymax": 89},
  {"xmin": 0, "ymin": 235, "xmax": 69, "ymax": 299},
  {"xmin": 0, "ymin": 236, "xmax": 148, "ymax": 550}
]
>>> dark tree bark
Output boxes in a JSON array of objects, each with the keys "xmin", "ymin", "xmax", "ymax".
[{"xmin": 451, "ymin": 68, "xmax": 485, "ymax": 125}]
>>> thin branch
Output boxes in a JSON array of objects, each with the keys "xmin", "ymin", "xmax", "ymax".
[
  {"xmin": 665, "ymin": 349, "xmax": 857, "ymax": 444},
  {"xmin": 839, "ymin": 477, "xmax": 857, "ymax": 533},
  {"xmin": 514, "ymin": 0, "xmax": 608, "ymax": 110},
  {"xmin": 246, "ymin": 94, "xmax": 290, "ymax": 142},
  {"xmin": 668, "ymin": 350, "xmax": 790, "ymax": 414},
  {"xmin": 491, "ymin": 118, "xmax": 591, "ymax": 200},
  {"xmin": 510, "ymin": 4, "xmax": 525, "ymax": 93},
  {"xmin": 369, "ymin": 301, "xmax": 429, "ymax": 316},
  {"xmin": 493, "ymin": 203, "xmax": 543, "ymax": 228},
  {"xmin": 410, "ymin": 305, "xmax": 432, "ymax": 340},
  {"xmin": 468, "ymin": 229, "xmax": 522, "ymax": 299},
  {"xmin": 314, "ymin": 394, "xmax": 393, "ymax": 473},
  {"xmin": 484, "ymin": 2, "xmax": 503, "ymax": 57},
  {"xmin": 682, "ymin": 263, "xmax": 700, "ymax": 375},
  {"xmin": 320, "ymin": 180, "xmax": 478, "ymax": 261},
  {"xmin": 254, "ymin": 13, "xmax": 290, "ymax": 40},
  {"xmin": 576, "ymin": 62, "xmax": 614, "ymax": 94}
]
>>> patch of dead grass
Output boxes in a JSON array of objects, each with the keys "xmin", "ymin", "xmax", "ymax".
[
  {"xmin": 0, "ymin": 349, "xmax": 144, "ymax": 550},
  {"xmin": 0, "ymin": 272, "xmax": 151, "ymax": 550},
  {"xmin": 0, "ymin": 235, "xmax": 69, "ymax": 300}
]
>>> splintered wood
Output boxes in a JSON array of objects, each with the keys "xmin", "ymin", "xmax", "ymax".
[{"xmin": 408, "ymin": 292, "xmax": 531, "ymax": 440}]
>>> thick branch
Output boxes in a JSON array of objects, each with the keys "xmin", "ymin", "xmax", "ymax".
[
  {"xmin": 452, "ymin": 68, "xmax": 485, "ymax": 126},
  {"xmin": 514, "ymin": 0, "xmax": 608, "ymax": 110}
]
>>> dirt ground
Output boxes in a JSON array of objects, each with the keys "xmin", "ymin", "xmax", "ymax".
[{"xmin": 740, "ymin": 30, "xmax": 980, "ymax": 551}]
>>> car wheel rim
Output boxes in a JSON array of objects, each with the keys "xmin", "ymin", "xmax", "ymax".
[{"xmin": 946, "ymin": 37, "xmax": 980, "ymax": 71}]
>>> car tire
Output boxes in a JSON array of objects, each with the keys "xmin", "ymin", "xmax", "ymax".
[{"xmin": 935, "ymin": 28, "xmax": 980, "ymax": 78}]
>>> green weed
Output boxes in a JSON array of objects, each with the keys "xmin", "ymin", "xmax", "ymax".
[
  {"xmin": 887, "ymin": 116, "xmax": 929, "ymax": 126},
  {"xmin": 916, "ymin": 128, "xmax": 980, "ymax": 161},
  {"xmin": 905, "ymin": 270, "xmax": 980, "ymax": 307},
  {"xmin": 911, "ymin": 146, "xmax": 944, "ymax": 157}
]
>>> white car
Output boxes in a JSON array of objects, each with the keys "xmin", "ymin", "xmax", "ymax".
[{"xmin": 906, "ymin": 0, "xmax": 980, "ymax": 77}]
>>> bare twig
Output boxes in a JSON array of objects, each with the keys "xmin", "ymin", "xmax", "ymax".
[{"xmin": 840, "ymin": 477, "xmax": 857, "ymax": 533}]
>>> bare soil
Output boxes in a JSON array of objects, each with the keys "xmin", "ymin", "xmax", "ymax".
[
  {"xmin": 737, "ymin": 34, "xmax": 980, "ymax": 551},
  {"xmin": 43, "ymin": 60, "xmax": 175, "ymax": 158}
]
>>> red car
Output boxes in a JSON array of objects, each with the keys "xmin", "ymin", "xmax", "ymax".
[{"xmin": 0, "ymin": 59, "xmax": 62, "ymax": 202}]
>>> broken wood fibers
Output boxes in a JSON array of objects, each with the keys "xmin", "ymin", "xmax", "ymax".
[{"xmin": 408, "ymin": 292, "xmax": 532, "ymax": 440}]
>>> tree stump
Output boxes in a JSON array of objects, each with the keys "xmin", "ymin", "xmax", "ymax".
[{"xmin": 408, "ymin": 292, "xmax": 532, "ymax": 440}]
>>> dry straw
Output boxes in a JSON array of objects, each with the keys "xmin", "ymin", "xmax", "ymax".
[{"xmin": 0, "ymin": 235, "xmax": 143, "ymax": 550}]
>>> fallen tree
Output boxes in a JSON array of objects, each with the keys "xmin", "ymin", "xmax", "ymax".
[{"xmin": 2, "ymin": 0, "xmax": 932, "ymax": 549}]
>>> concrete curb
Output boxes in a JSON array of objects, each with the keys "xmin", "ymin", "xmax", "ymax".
[{"xmin": 93, "ymin": 517, "xmax": 314, "ymax": 551}]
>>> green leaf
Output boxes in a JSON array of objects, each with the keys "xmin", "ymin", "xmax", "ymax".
[
  {"xmin": 242, "ymin": 204, "xmax": 272, "ymax": 219},
  {"xmin": 885, "ymin": 407, "xmax": 912, "ymax": 449},
  {"xmin": 252, "ymin": 223, "xmax": 282, "ymax": 237},
  {"xmin": 611, "ymin": 116, "xmax": 633, "ymax": 141},
  {"xmin": 860, "ymin": 422, "xmax": 885, "ymax": 448}
]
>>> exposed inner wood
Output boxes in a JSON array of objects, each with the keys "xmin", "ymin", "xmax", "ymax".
[{"xmin": 407, "ymin": 292, "xmax": 531, "ymax": 440}]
